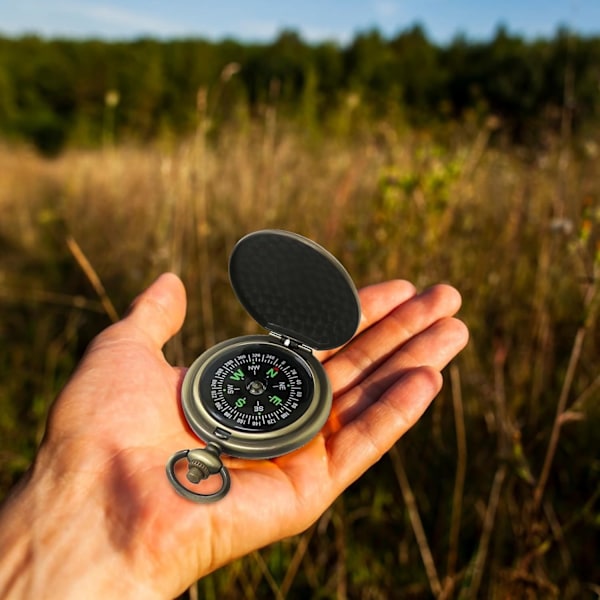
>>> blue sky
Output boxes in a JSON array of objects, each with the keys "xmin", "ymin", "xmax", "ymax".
[{"xmin": 0, "ymin": 0, "xmax": 598, "ymax": 44}]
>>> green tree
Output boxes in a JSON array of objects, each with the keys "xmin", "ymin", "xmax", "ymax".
[{"xmin": 389, "ymin": 25, "xmax": 443, "ymax": 121}]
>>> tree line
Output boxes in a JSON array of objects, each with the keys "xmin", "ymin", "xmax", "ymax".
[{"xmin": 0, "ymin": 26, "xmax": 599, "ymax": 153}]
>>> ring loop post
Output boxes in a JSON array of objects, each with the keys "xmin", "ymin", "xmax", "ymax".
[{"xmin": 166, "ymin": 447, "xmax": 231, "ymax": 503}]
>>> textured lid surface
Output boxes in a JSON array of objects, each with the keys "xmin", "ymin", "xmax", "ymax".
[{"xmin": 229, "ymin": 230, "xmax": 361, "ymax": 350}]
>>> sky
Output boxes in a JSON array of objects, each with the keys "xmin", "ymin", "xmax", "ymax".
[{"xmin": 0, "ymin": 0, "xmax": 598, "ymax": 45}]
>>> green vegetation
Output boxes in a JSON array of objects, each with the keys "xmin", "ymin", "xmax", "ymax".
[
  {"xmin": 1, "ymin": 27, "xmax": 600, "ymax": 153},
  {"xmin": 1, "ymin": 27, "xmax": 600, "ymax": 598}
]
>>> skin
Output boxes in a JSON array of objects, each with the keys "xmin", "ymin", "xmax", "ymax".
[{"xmin": 0, "ymin": 273, "xmax": 468, "ymax": 599}]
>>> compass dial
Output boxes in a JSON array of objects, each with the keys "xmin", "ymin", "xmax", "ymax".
[
  {"xmin": 199, "ymin": 343, "xmax": 315, "ymax": 433},
  {"xmin": 181, "ymin": 335, "xmax": 331, "ymax": 459}
]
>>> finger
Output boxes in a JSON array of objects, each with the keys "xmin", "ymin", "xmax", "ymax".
[
  {"xmin": 315, "ymin": 279, "xmax": 417, "ymax": 362},
  {"xmin": 116, "ymin": 272, "xmax": 187, "ymax": 350},
  {"xmin": 325, "ymin": 284, "xmax": 462, "ymax": 395},
  {"xmin": 326, "ymin": 316, "xmax": 468, "ymax": 431},
  {"xmin": 326, "ymin": 366, "xmax": 443, "ymax": 491}
]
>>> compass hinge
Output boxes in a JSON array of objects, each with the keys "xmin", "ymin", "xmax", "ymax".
[{"xmin": 269, "ymin": 332, "xmax": 313, "ymax": 354}]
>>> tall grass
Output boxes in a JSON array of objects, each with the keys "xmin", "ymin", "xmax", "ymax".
[{"xmin": 1, "ymin": 112, "xmax": 599, "ymax": 598}]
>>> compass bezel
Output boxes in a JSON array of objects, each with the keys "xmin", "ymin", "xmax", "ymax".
[{"xmin": 181, "ymin": 335, "xmax": 332, "ymax": 459}]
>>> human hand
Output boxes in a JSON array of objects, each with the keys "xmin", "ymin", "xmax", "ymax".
[{"xmin": 0, "ymin": 273, "xmax": 468, "ymax": 599}]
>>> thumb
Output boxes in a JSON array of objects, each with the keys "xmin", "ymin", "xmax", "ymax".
[{"xmin": 121, "ymin": 272, "xmax": 187, "ymax": 349}]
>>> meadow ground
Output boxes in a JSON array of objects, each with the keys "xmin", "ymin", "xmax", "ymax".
[{"xmin": 1, "ymin": 117, "xmax": 599, "ymax": 598}]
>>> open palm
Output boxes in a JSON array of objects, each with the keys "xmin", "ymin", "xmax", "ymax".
[{"xmin": 33, "ymin": 273, "xmax": 467, "ymax": 598}]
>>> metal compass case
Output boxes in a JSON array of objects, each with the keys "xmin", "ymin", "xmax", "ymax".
[{"xmin": 166, "ymin": 230, "xmax": 361, "ymax": 502}]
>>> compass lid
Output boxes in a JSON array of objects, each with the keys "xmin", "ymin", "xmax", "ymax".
[{"xmin": 229, "ymin": 230, "xmax": 361, "ymax": 351}]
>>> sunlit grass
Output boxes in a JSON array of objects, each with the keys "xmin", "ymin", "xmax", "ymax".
[{"xmin": 1, "ymin": 116, "xmax": 599, "ymax": 598}]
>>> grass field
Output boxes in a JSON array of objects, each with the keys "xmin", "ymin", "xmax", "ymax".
[{"xmin": 1, "ymin": 114, "xmax": 599, "ymax": 598}]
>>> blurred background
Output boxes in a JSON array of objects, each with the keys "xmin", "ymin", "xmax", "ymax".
[{"xmin": 1, "ymin": 1, "xmax": 599, "ymax": 598}]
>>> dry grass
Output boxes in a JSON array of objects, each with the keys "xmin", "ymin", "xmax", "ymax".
[{"xmin": 1, "ymin": 116, "xmax": 599, "ymax": 598}]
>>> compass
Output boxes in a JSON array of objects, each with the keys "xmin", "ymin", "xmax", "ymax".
[{"xmin": 166, "ymin": 230, "xmax": 361, "ymax": 503}]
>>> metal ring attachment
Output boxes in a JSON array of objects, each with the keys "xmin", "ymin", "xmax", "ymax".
[{"xmin": 166, "ymin": 444, "xmax": 231, "ymax": 503}]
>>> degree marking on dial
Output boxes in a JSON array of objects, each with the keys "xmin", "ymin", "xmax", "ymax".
[{"xmin": 201, "ymin": 345, "xmax": 315, "ymax": 433}]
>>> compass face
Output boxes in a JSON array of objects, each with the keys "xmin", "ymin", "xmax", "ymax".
[
  {"xmin": 199, "ymin": 343, "xmax": 315, "ymax": 433},
  {"xmin": 181, "ymin": 335, "xmax": 331, "ymax": 459}
]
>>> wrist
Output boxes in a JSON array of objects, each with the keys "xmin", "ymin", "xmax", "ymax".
[{"xmin": 0, "ymin": 451, "xmax": 161, "ymax": 600}]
